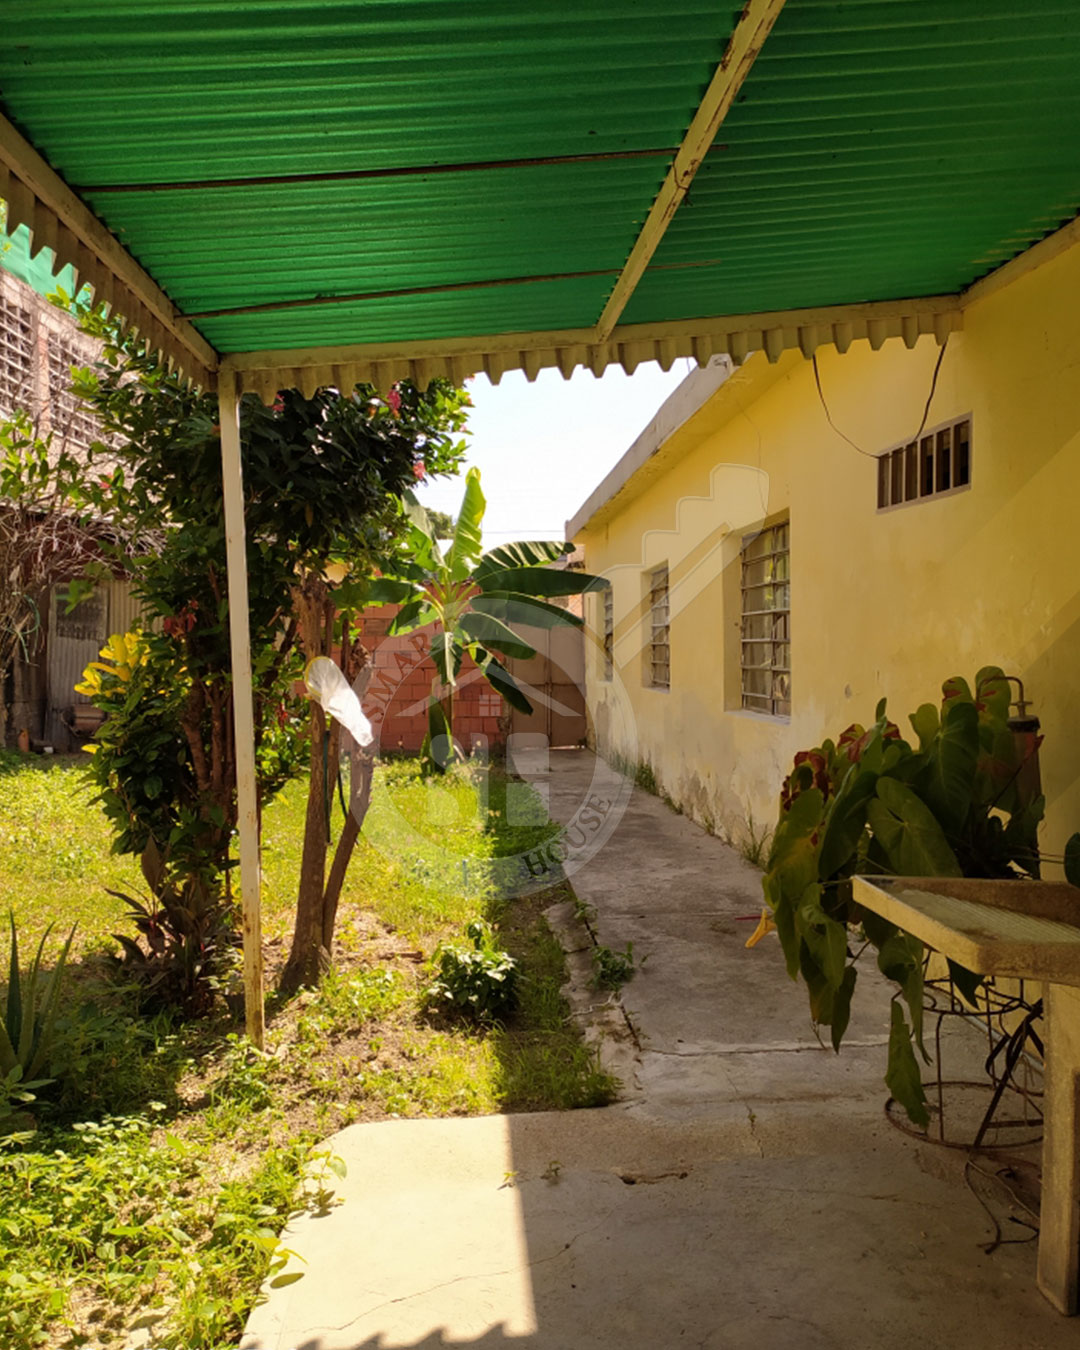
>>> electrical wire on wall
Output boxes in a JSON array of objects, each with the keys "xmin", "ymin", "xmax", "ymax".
[{"xmin": 812, "ymin": 338, "xmax": 950, "ymax": 460}]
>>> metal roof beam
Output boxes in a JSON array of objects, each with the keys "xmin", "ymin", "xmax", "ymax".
[
  {"xmin": 593, "ymin": 0, "xmax": 787, "ymax": 343},
  {"xmin": 75, "ymin": 146, "xmax": 678, "ymax": 196},
  {"xmin": 0, "ymin": 112, "xmax": 219, "ymax": 385}
]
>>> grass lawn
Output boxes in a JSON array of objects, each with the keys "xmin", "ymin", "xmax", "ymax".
[{"xmin": 0, "ymin": 750, "xmax": 616, "ymax": 1349}]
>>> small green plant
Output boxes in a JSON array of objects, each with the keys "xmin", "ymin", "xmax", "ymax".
[
  {"xmin": 0, "ymin": 1066, "xmax": 52, "ymax": 1140},
  {"xmin": 427, "ymin": 919, "xmax": 519, "ymax": 1022},
  {"xmin": 734, "ymin": 810, "xmax": 773, "ymax": 869},
  {"xmin": 1, "ymin": 914, "xmax": 75, "ymax": 1089},
  {"xmin": 573, "ymin": 894, "xmax": 597, "ymax": 927},
  {"xmin": 634, "ymin": 761, "xmax": 659, "ymax": 796},
  {"xmin": 105, "ymin": 839, "xmax": 239, "ymax": 1018},
  {"xmin": 591, "ymin": 943, "xmax": 635, "ymax": 990}
]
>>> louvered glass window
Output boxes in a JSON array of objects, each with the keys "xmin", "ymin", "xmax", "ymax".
[
  {"xmin": 602, "ymin": 584, "xmax": 613, "ymax": 681},
  {"xmin": 647, "ymin": 565, "xmax": 669, "ymax": 690},
  {"xmin": 877, "ymin": 417, "xmax": 971, "ymax": 509},
  {"xmin": 740, "ymin": 521, "xmax": 790, "ymax": 717}
]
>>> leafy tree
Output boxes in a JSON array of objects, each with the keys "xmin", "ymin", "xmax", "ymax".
[
  {"xmin": 45, "ymin": 303, "xmax": 469, "ymax": 999},
  {"xmin": 425, "ymin": 508, "xmax": 455, "ymax": 538},
  {"xmin": 369, "ymin": 468, "xmax": 602, "ymax": 769}
]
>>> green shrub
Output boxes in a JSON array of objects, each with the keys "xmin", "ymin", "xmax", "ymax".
[
  {"xmin": 427, "ymin": 920, "xmax": 518, "ymax": 1022},
  {"xmin": 760, "ymin": 666, "xmax": 1043, "ymax": 1126},
  {"xmin": 0, "ymin": 915, "xmax": 74, "ymax": 1093},
  {"xmin": 105, "ymin": 838, "xmax": 239, "ymax": 1018}
]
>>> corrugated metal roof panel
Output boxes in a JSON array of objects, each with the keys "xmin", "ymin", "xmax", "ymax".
[
  {"xmin": 3, "ymin": 2, "xmax": 729, "ymax": 181},
  {"xmin": 2, "ymin": 0, "xmax": 1079, "ymax": 381},
  {"xmin": 84, "ymin": 158, "xmax": 668, "ymax": 313},
  {"xmin": 624, "ymin": 0, "xmax": 1080, "ymax": 323}
]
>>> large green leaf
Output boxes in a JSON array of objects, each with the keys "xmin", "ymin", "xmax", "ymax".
[
  {"xmin": 475, "ymin": 565, "xmax": 605, "ymax": 598},
  {"xmin": 471, "ymin": 591, "xmax": 584, "ymax": 630},
  {"xmin": 1066, "ymin": 832, "xmax": 1080, "ymax": 888},
  {"xmin": 399, "ymin": 522, "xmax": 441, "ymax": 573},
  {"xmin": 474, "ymin": 540, "xmax": 570, "ymax": 584},
  {"xmin": 908, "ymin": 703, "xmax": 939, "ymax": 752},
  {"xmin": 876, "ymin": 930, "xmax": 926, "ymax": 1056},
  {"xmin": 947, "ymin": 959, "xmax": 984, "ymax": 1008},
  {"xmin": 763, "ymin": 788, "xmax": 826, "ymax": 978},
  {"xmin": 1002, "ymin": 794, "xmax": 1044, "ymax": 877},
  {"xmin": 830, "ymin": 965, "xmax": 858, "ymax": 1052},
  {"xmin": 446, "ymin": 467, "xmax": 485, "ymax": 582},
  {"xmin": 885, "ymin": 1000, "xmax": 930, "ymax": 1126},
  {"xmin": 941, "ymin": 674, "xmax": 973, "ymax": 705},
  {"xmin": 766, "ymin": 788, "xmax": 825, "ymax": 903},
  {"xmin": 388, "ymin": 596, "xmax": 437, "ymax": 635},
  {"xmin": 818, "ymin": 764, "xmax": 877, "ymax": 879},
  {"xmin": 866, "ymin": 778, "xmax": 961, "ymax": 877},
  {"xmin": 795, "ymin": 884, "xmax": 848, "ymax": 990},
  {"xmin": 399, "ymin": 487, "xmax": 434, "ymax": 537},
  {"xmin": 429, "ymin": 631, "xmax": 461, "ymax": 687},
  {"xmin": 921, "ymin": 698, "xmax": 978, "ymax": 831},
  {"xmin": 799, "ymin": 941, "xmax": 840, "ymax": 1025},
  {"xmin": 475, "ymin": 650, "xmax": 533, "ymax": 715},
  {"xmin": 974, "ymin": 665, "xmax": 1010, "ymax": 722},
  {"xmin": 459, "ymin": 612, "xmax": 536, "ymax": 661},
  {"xmin": 366, "ymin": 577, "xmax": 417, "ymax": 606}
]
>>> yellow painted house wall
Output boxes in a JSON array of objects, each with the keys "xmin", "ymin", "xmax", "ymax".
[{"xmin": 576, "ymin": 235, "xmax": 1080, "ymax": 871}]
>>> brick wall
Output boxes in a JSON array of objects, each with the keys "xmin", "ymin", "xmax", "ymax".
[{"xmin": 357, "ymin": 605, "xmax": 507, "ymax": 753}]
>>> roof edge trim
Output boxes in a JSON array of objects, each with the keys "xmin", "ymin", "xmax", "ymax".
[
  {"xmin": 0, "ymin": 114, "xmax": 218, "ymax": 388},
  {"xmin": 566, "ymin": 355, "xmax": 734, "ymax": 539},
  {"xmin": 219, "ymin": 294, "xmax": 961, "ymax": 402}
]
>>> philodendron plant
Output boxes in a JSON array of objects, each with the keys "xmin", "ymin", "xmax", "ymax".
[{"xmin": 753, "ymin": 666, "xmax": 1043, "ymax": 1124}]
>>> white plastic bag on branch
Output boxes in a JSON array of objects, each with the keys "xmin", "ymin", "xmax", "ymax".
[{"xmin": 304, "ymin": 656, "xmax": 374, "ymax": 748}]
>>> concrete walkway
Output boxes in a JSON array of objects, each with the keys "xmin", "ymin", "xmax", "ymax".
[{"xmin": 243, "ymin": 750, "xmax": 1066, "ymax": 1350}]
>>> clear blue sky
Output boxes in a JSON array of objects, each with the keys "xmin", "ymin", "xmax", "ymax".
[{"xmin": 417, "ymin": 360, "xmax": 693, "ymax": 542}]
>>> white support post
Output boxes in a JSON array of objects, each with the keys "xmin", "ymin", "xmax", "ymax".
[{"xmin": 218, "ymin": 369, "xmax": 266, "ymax": 1049}]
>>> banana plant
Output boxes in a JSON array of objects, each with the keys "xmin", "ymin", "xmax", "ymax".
[{"xmin": 369, "ymin": 468, "xmax": 603, "ymax": 768}]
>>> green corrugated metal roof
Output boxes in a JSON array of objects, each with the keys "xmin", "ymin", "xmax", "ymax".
[
  {"xmin": 1, "ymin": 0, "xmax": 1079, "ymax": 369},
  {"xmin": 626, "ymin": 0, "xmax": 1080, "ymax": 322}
]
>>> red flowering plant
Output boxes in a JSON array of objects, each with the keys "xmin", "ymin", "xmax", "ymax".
[{"xmin": 753, "ymin": 667, "xmax": 1044, "ymax": 1125}]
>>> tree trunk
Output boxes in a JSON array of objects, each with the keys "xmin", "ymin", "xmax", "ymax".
[
  {"xmin": 280, "ymin": 584, "xmax": 373, "ymax": 996},
  {"xmin": 279, "ymin": 575, "xmax": 333, "ymax": 995},
  {"xmin": 321, "ymin": 747, "xmax": 374, "ymax": 950}
]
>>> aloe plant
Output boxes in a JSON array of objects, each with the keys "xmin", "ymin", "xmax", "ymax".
[
  {"xmin": 370, "ymin": 468, "xmax": 603, "ymax": 769},
  {"xmin": 1, "ymin": 914, "xmax": 76, "ymax": 1082}
]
